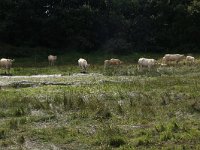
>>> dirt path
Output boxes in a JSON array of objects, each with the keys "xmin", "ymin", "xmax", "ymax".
[
  {"xmin": 0, "ymin": 73, "xmax": 105, "ymax": 88},
  {"xmin": 0, "ymin": 73, "xmax": 136, "ymax": 88}
]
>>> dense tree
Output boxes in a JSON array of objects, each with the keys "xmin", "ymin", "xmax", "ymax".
[{"xmin": 0, "ymin": 0, "xmax": 199, "ymax": 56}]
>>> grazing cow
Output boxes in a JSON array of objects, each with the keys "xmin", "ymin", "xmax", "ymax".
[
  {"xmin": 104, "ymin": 58, "xmax": 123, "ymax": 69},
  {"xmin": 0, "ymin": 58, "xmax": 15, "ymax": 74},
  {"xmin": 186, "ymin": 56, "xmax": 195, "ymax": 64},
  {"xmin": 48, "ymin": 55, "xmax": 57, "ymax": 66},
  {"xmin": 138, "ymin": 58, "xmax": 157, "ymax": 71},
  {"xmin": 162, "ymin": 54, "xmax": 185, "ymax": 65},
  {"xmin": 78, "ymin": 58, "xmax": 89, "ymax": 73}
]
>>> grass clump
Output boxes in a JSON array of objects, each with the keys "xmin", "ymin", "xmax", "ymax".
[
  {"xmin": 159, "ymin": 131, "xmax": 174, "ymax": 142},
  {"xmin": 14, "ymin": 107, "xmax": 27, "ymax": 117},
  {"xmin": 0, "ymin": 128, "xmax": 7, "ymax": 139},
  {"xmin": 17, "ymin": 135, "xmax": 25, "ymax": 144},
  {"xmin": 9, "ymin": 119, "xmax": 19, "ymax": 130},
  {"xmin": 191, "ymin": 100, "xmax": 200, "ymax": 113},
  {"xmin": 95, "ymin": 107, "xmax": 112, "ymax": 120},
  {"xmin": 109, "ymin": 136, "xmax": 126, "ymax": 147},
  {"xmin": 135, "ymin": 136, "xmax": 152, "ymax": 147}
]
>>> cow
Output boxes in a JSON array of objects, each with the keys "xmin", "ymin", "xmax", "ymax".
[
  {"xmin": 78, "ymin": 58, "xmax": 89, "ymax": 73},
  {"xmin": 0, "ymin": 58, "xmax": 15, "ymax": 74},
  {"xmin": 162, "ymin": 54, "xmax": 185, "ymax": 65},
  {"xmin": 104, "ymin": 58, "xmax": 123, "ymax": 69},
  {"xmin": 138, "ymin": 58, "xmax": 157, "ymax": 71},
  {"xmin": 48, "ymin": 55, "xmax": 57, "ymax": 66},
  {"xmin": 186, "ymin": 56, "xmax": 195, "ymax": 64}
]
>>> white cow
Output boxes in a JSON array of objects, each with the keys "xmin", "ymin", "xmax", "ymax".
[
  {"xmin": 48, "ymin": 55, "xmax": 57, "ymax": 66},
  {"xmin": 138, "ymin": 58, "xmax": 157, "ymax": 71},
  {"xmin": 186, "ymin": 56, "xmax": 195, "ymax": 64},
  {"xmin": 162, "ymin": 54, "xmax": 185, "ymax": 65},
  {"xmin": 78, "ymin": 58, "xmax": 89, "ymax": 73},
  {"xmin": 104, "ymin": 58, "xmax": 123, "ymax": 69},
  {"xmin": 0, "ymin": 58, "xmax": 15, "ymax": 74}
]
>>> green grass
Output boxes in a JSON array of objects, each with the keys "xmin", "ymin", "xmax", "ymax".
[{"xmin": 0, "ymin": 53, "xmax": 200, "ymax": 149}]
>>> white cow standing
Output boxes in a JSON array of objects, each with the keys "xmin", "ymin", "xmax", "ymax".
[
  {"xmin": 78, "ymin": 58, "xmax": 89, "ymax": 73},
  {"xmin": 186, "ymin": 56, "xmax": 195, "ymax": 64},
  {"xmin": 0, "ymin": 58, "xmax": 15, "ymax": 74},
  {"xmin": 138, "ymin": 58, "xmax": 157, "ymax": 71},
  {"xmin": 48, "ymin": 55, "xmax": 57, "ymax": 66},
  {"xmin": 162, "ymin": 54, "xmax": 185, "ymax": 65}
]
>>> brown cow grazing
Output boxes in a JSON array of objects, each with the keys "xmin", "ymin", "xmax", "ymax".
[{"xmin": 104, "ymin": 58, "xmax": 123, "ymax": 69}]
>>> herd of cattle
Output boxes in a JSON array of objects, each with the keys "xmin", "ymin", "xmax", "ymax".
[
  {"xmin": 138, "ymin": 54, "xmax": 195, "ymax": 71},
  {"xmin": 0, "ymin": 54, "xmax": 196, "ymax": 74},
  {"xmin": 50, "ymin": 54, "xmax": 196, "ymax": 73}
]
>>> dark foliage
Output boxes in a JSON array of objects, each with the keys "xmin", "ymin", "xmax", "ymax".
[{"xmin": 0, "ymin": 0, "xmax": 199, "ymax": 56}]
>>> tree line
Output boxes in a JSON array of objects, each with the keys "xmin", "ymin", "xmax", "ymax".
[{"xmin": 0, "ymin": 0, "xmax": 200, "ymax": 56}]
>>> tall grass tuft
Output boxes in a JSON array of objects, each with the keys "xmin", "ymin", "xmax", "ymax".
[
  {"xmin": 191, "ymin": 101, "xmax": 200, "ymax": 113},
  {"xmin": 95, "ymin": 106, "xmax": 112, "ymax": 120},
  {"xmin": 109, "ymin": 136, "xmax": 126, "ymax": 147},
  {"xmin": 0, "ymin": 128, "xmax": 6, "ymax": 139},
  {"xmin": 9, "ymin": 119, "xmax": 19, "ymax": 130},
  {"xmin": 14, "ymin": 107, "xmax": 26, "ymax": 117},
  {"xmin": 17, "ymin": 135, "xmax": 25, "ymax": 144},
  {"xmin": 63, "ymin": 92, "xmax": 73, "ymax": 110}
]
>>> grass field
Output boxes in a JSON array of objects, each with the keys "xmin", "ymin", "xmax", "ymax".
[{"xmin": 0, "ymin": 53, "xmax": 200, "ymax": 149}]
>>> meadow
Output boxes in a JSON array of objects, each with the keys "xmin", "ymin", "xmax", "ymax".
[{"xmin": 0, "ymin": 53, "xmax": 200, "ymax": 149}]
